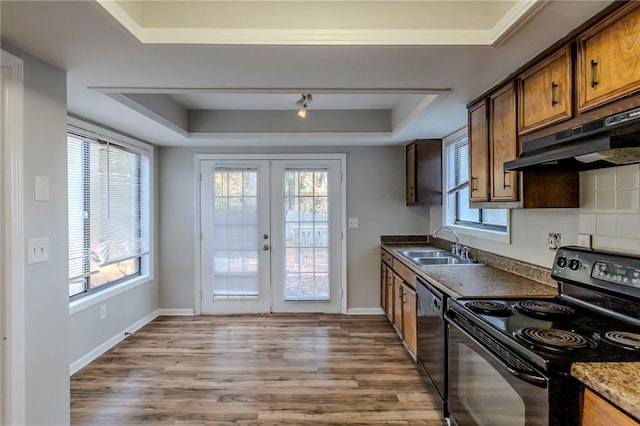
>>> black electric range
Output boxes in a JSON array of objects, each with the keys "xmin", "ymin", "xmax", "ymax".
[{"xmin": 445, "ymin": 246, "xmax": 640, "ymax": 426}]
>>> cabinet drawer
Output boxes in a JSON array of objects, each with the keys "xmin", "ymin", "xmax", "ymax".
[
  {"xmin": 577, "ymin": 2, "xmax": 640, "ymax": 112},
  {"xmin": 392, "ymin": 258, "xmax": 417, "ymax": 288}
]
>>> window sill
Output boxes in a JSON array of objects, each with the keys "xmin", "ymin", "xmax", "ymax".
[
  {"xmin": 69, "ymin": 274, "xmax": 153, "ymax": 316},
  {"xmin": 445, "ymin": 223, "xmax": 510, "ymax": 244}
]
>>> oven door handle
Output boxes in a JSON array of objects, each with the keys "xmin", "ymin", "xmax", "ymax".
[{"xmin": 446, "ymin": 313, "xmax": 548, "ymax": 389}]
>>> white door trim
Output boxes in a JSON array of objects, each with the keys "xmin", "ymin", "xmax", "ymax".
[
  {"xmin": 194, "ymin": 153, "xmax": 347, "ymax": 315},
  {"xmin": 1, "ymin": 49, "xmax": 26, "ymax": 426}
]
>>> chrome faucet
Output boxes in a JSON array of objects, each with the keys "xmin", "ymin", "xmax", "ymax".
[{"xmin": 432, "ymin": 226, "xmax": 462, "ymax": 256}]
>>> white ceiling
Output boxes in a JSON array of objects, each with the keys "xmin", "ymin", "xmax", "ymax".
[{"xmin": 0, "ymin": 0, "xmax": 613, "ymax": 147}]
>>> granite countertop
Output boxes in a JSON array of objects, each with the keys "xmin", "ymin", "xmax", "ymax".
[
  {"xmin": 571, "ymin": 362, "xmax": 640, "ymax": 421},
  {"xmin": 381, "ymin": 243, "xmax": 557, "ymax": 298}
]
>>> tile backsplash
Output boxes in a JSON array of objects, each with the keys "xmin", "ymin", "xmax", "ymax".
[{"xmin": 580, "ymin": 164, "xmax": 640, "ymax": 254}]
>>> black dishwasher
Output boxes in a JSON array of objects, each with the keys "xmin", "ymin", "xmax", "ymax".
[{"xmin": 416, "ymin": 277, "xmax": 447, "ymax": 417}]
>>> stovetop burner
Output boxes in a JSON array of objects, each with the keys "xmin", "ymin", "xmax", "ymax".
[
  {"xmin": 514, "ymin": 327, "xmax": 594, "ymax": 352},
  {"xmin": 465, "ymin": 300, "xmax": 512, "ymax": 316},
  {"xmin": 513, "ymin": 300, "xmax": 577, "ymax": 319},
  {"xmin": 599, "ymin": 331, "xmax": 640, "ymax": 351}
]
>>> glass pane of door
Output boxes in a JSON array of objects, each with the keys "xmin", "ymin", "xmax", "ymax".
[
  {"xmin": 284, "ymin": 170, "xmax": 329, "ymax": 301},
  {"xmin": 211, "ymin": 169, "xmax": 259, "ymax": 299}
]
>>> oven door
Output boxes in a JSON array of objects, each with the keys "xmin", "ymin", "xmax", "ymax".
[{"xmin": 447, "ymin": 317, "xmax": 549, "ymax": 426}]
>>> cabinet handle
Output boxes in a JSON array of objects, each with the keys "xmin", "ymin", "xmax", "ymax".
[
  {"xmin": 503, "ymin": 170, "xmax": 511, "ymax": 189},
  {"xmin": 551, "ymin": 82, "xmax": 559, "ymax": 106},
  {"xmin": 590, "ymin": 60, "xmax": 599, "ymax": 89},
  {"xmin": 471, "ymin": 176, "xmax": 478, "ymax": 192}
]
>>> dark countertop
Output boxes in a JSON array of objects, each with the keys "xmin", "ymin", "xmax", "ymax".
[
  {"xmin": 381, "ymin": 243, "xmax": 557, "ymax": 298},
  {"xmin": 571, "ymin": 362, "xmax": 640, "ymax": 422}
]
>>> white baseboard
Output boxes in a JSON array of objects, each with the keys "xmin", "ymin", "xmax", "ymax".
[
  {"xmin": 347, "ymin": 307, "xmax": 385, "ymax": 315},
  {"xmin": 70, "ymin": 309, "xmax": 159, "ymax": 376},
  {"xmin": 157, "ymin": 308, "xmax": 195, "ymax": 316}
]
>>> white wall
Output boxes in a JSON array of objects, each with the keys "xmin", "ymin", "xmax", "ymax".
[
  {"xmin": 430, "ymin": 164, "xmax": 640, "ymax": 268},
  {"xmin": 9, "ymin": 46, "xmax": 70, "ymax": 425},
  {"xmin": 579, "ymin": 164, "xmax": 640, "ymax": 254},
  {"xmin": 158, "ymin": 145, "xmax": 430, "ymax": 311}
]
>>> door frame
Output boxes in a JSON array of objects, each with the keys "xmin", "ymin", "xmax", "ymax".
[
  {"xmin": 1, "ymin": 49, "xmax": 26, "ymax": 426},
  {"xmin": 194, "ymin": 153, "xmax": 347, "ymax": 315}
]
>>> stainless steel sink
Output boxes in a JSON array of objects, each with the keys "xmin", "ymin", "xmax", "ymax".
[
  {"xmin": 412, "ymin": 256, "xmax": 474, "ymax": 265},
  {"xmin": 399, "ymin": 248, "xmax": 481, "ymax": 266},
  {"xmin": 400, "ymin": 249, "xmax": 445, "ymax": 258}
]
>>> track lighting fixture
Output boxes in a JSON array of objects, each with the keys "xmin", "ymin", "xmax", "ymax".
[{"xmin": 296, "ymin": 93, "xmax": 313, "ymax": 118}]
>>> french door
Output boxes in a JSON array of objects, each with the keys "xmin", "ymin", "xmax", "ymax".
[{"xmin": 199, "ymin": 157, "xmax": 343, "ymax": 314}]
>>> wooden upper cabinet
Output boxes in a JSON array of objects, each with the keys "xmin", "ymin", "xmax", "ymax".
[
  {"xmin": 490, "ymin": 83, "xmax": 518, "ymax": 202},
  {"xmin": 577, "ymin": 2, "xmax": 640, "ymax": 112},
  {"xmin": 468, "ymin": 101, "xmax": 490, "ymax": 202},
  {"xmin": 518, "ymin": 45, "xmax": 573, "ymax": 135},
  {"xmin": 406, "ymin": 140, "xmax": 442, "ymax": 207}
]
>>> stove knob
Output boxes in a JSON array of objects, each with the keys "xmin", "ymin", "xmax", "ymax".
[
  {"xmin": 556, "ymin": 257, "xmax": 568, "ymax": 268},
  {"xmin": 568, "ymin": 259, "xmax": 582, "ymax": 271}
]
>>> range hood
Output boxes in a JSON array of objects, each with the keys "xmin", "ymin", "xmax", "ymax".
[{"xmin": 504, "ymin": 106, "xmax": 640, "ymax": 171}]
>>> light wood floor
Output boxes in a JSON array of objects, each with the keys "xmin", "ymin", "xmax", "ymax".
[{"xmin": 71, "ymin": 314, "xmax": 445, "ymax": 425}]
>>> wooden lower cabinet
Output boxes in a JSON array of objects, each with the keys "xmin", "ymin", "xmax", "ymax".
[
  {"xmin": 401, "ymin": 283, "xmax": 417, "ymax": 358},
  {"xmin": 380, "ymin": 249, "xmax": 419, "ymax": 360},
  {"xmin": 581, "ymin": 388, "xmax": 639, "ymax": 426}
]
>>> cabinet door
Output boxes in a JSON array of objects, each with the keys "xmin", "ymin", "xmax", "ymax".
[
  {"xmin": 385, "ymin": 265, "xmax": 394, "ymax": 322},
  {"xmin": 393, "ymin": 274, "xmax": 404, "ymax": 337},
  {"xmin": 578, "ymin": 3, "xmax": 640, "ymax": 112},
  {"xmin": 518, "ymin": 45, "xmax": 572, "ymax": 135},
  {"xmin": 490, "ymin": 83, "xmax": 518, "ymax": 201},
  {"xmin": 582, "ymin": 389, "xmax": 639, "ymax": 426},
  {"xmin": 402, "ymin": 283, "xmax": 417, "ymax": 358},
  {"xmin": 468, "ymin": 101, "xmax": 490, "ymax": 202},
  {"xmin": 406, "ymin": 143, "xmax": 416, "ymax": 204}
]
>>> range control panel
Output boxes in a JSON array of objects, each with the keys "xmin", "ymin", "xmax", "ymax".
[
  {"xmin": 592, "ymin": 261, "xmax": 640, "ymax": 286},
  {"xmin": 552, "ymin": 246, "xmax": 640, "ymax": 295}
]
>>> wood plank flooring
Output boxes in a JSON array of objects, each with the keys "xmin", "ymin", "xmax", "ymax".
[{"xmin": 71, "ymin": 314, "xmax": 445, "ymax": 425}]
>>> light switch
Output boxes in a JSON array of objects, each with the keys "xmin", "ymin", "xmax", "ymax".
[
  {"xmin": 35, "ymin": 176, "xmax": 49, "ymax": 201},
  {"xmin": 348, "ymin": 218, "xmax": 359, "ymax": 228},
  {"xmin": 27, "ymin": 237, "xmax": 49, "ymax": 264}
]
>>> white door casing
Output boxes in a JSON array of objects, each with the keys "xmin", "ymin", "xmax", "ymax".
[
  {"xmin": 195, "ymin": 154, "xmax": 347, "ymax": 315},
  {"xmin": 1, "ymin": 49, "xmax": 26, "ymax": 426}
]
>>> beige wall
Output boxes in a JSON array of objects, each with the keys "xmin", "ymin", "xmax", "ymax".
[{"xmin": 158, "ymin": 145, "xmax": 430, "ymax": 311}]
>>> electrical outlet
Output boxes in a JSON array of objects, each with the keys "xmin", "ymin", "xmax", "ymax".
[
  {"xmin": 100, "ymin": 304, "xmax": 107, "ymax": 320},
  {"xmin": 348, "ymin": 218, "xmax": 359, "ymax": 228},
  {"xmin": 26, "ymin": 237, "xmax": 49, "ymax": 264},
  {"xmin": 548, "ymin": 233, "xmax": 561, "ymax": 250}
]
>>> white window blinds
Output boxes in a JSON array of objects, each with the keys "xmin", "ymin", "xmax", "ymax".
[
  {"xmin": 447, "ymin": 139, "xmax": 469, "ymax": 194},
  {"xmin": 68, "ymin": 133, "xmax": 147, "ymax": 297}
]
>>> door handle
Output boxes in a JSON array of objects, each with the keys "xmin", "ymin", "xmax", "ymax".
[
  {"xmin": 590, "ymin": 60, "xmax": 599, "ymax": 89},
  {"xmin": 263, "ymin": 244, "xmax": 270, "ymax": 251},
  {"xmin": 263, "ymin": 234, "xmax": 269, "ymax": 240},
  {"xmin": 503, "ymin": 170, "xmax": 511, "ymax": 189},
  {"xmin": 551, "ymin": 82, "xmax": 559, "ymax": 106}
]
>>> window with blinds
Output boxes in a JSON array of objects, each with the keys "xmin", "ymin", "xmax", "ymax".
[
  {"xmin": 68, "ymin": 133, "xmax": 148, "ymax": 298},
  {"xmin": 447, "ymin": 138, "xmax": 507, "ymax": 231}
]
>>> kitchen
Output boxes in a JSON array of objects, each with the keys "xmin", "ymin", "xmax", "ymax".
[{"xmin": 2, "ymin": 0, "xmax": 640, "ymax": 425}]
